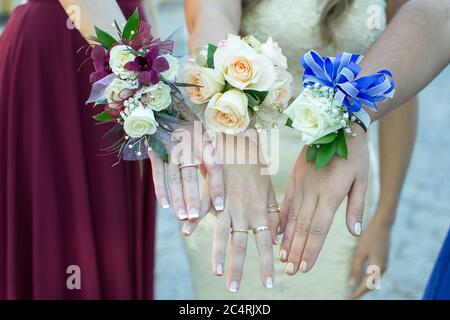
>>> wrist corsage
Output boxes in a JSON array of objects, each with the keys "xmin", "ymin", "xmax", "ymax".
[
  {"xmin": 183, "ymin": 34, "xmax": 294, "ymax": 135},
  {"xmin": 284, "ymin": 50, "xmax": 395, "ymax": 169},
  {"xmin": 85, "ymin": 10, "xmax": 194, "ymax": 164}
]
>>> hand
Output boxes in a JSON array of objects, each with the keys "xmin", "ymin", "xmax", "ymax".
[
  {"xmin": 149, "ymin": 124, "xmax": 224, "ymax": 222},
  {"xmin": 182, "ymin": 163, "xmax": 279, "ymax": 292},
  {"xmin": 279, "ymin": 125, "xmax": 369, "ymax": 275},
  {"xmin": 349, "ymin": 220, "xmax": 391, "ymax": 299}
]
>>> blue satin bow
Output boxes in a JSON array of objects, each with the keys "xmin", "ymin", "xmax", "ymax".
[{"xmin": 301, "ymin": 50, "xmax": 395, "ymax": 114}]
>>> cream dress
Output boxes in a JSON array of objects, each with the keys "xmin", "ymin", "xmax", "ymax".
[{"xmin": 184, "ymin": 0, "xmax": 385, "ymax": 299}]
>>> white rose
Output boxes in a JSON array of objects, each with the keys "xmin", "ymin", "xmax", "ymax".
[
  {"xmin": 140, "ymin": 82, "xmax": 172, "ymax": 111},
  {"xmin": 204, "ymin": 89, "xmax": 250, "ymax": 135},
  {"xmin": 183, "ymin": 63, "xmax": 225, "ymax": 104},
  {"xmin": 123, "ymin": 106, "xmax": 158, "ymax": 138},
  {"xmin": 105, "ymin": 78, "xmax": 134, "ymax": 110},
  {"xmin": 260, "ymin": 37, "xmax": 288, "ymax": 70},
  {"xmin": 109, "ymin": 45, "xmax": 136, "ymax": 79},
  {"xmin": 262, "ymin": 68, "xmax": 294, "ymax": 109},
  {"xmin": 284, "ymin": 88, "xmax": 343, "ymax": 145},
  {"xmin": 160, "ymin": 54, "xmax": 180, "ymax": 82},
  {"xmin": 214, "ymin": 38, "xmax": 275, "ymax": 91}
]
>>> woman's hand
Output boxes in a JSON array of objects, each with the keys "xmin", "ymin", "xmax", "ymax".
[
  {"xmin": 279, "ymin": 125, "xmax": 369, "ymax": 275},
  {"xmin": 182, "ymin": 163, "xmax": 279, "ymax": 292},
  {"xmin": 349, "ymin": 220, "xmax": 392, "ymax": 299}
]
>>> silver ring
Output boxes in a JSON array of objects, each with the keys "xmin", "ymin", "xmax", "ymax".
[
  {"xmin": 253, "ymin": 226, "xmax": 270, "ymax": 234},
  {"xmin": 179, "ymin": 163, "xmax": 199, "ymax": 170},
  {"xmin": 231, "ymin": 229, "xmax": 250, "ymax": 234}
]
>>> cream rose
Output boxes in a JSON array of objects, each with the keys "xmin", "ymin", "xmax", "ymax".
[
  {"xmin": 109, "ymin": 45, "xmax": 136, "ymax": 79},
  {"xmin": 105, "ymin": 78, "xmax": 134, "ymax": 109},
  {"xmin": 183, "ymin": 63, "xmax": 225, "ymax": 104},
  {"xmin": 160, "ymin": 54, "xmax": 180, "ymax": 82},
  {"xmin": 123, "ymin": 106, "xmax": 158, "ymax": 138},
  {"xmin": 204, "ymin": 89, "xmax": 250, "ymax": 135},
  {"xmin": 284, "ymin": 88, "xmax": 344, "ymax": 145},
  {"xmin": 262, "ymin": 69, "xmax": 294, "ymax": 109},
  {"xmin": 214, "ymin": 38, "xmax": 275, "ymax": 91},
  {"xmin": 260, "ymin": 37, "xmax": 288, "ymax": 70},
  {"xmin": 140, "ymin": 82, "xmax": 172, "ymax": 111}
]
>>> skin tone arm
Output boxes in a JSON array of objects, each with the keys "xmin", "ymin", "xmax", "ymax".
[{"xmin": 349, "ymin": 0, "xmax": 419, "ymax": 299}]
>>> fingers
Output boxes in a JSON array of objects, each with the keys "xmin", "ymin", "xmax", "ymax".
[
  {"xmin": 211, "ymin": 210, "xmax": 231, "ymax": 277},
  {"xmin": 181, "ymin": 180, "xmax": 212, "ymax": 237},
  {"xmin": 167, "ymin": 164, "xmax": 187, "ymax": 220},
  {"xmin": 180, "ymin": 166, "xmax": 200, "ymax": 221},
  {"xmin": 227, "ymin": 229, "xmax": 248, "ymax": 293},
  {"xmin": 254, "ymin": 229, "xmax": 275, "ymax": 288},
  {"xmin": 279, "ymin": 177, "xmax": 296, "ymax": 234},
  {"xmin": 267, "ymin": 188, "xmax": 280, "ymax": 244},
  {"xmin": 149, "ymin": 150, "xmax": 169, "ymax": 209},
  {"xmin": 203, "ymin": 162, "xmax": 225, "ymax": 212},
  {"xmin": 346, "ymin": 176, "xmax": 368, "ymax": 237},
  {"xmin": 349, "ymin": 252, "xmax": 365, "ymax": 291},
  {"xmin": 285, "ymin": 195, "xmax": 317, "ymax": 275}
]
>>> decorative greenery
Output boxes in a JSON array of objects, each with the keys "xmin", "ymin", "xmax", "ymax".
[
  {"xmin": 93, "ymin": 111, "xmax": 116, "ymax": 122},
  {"xmin": 94, "ymin": 27, "xmax": 117, "ymax": 50},
  {"xmin": 122, "ymin": 9, "xmax": 139, "ymax": 41},
  {"xmin": 336, "ymin": 128, "xmax": 348, "ymax": 159},
  {"xmin": 244, "ymin": 89, "xmax": 268, "ymax": 108},
  {"xmin": 206, "ymin": 44, "xmax": 218, "ymax": 69},
  {"xmin": 285, "ymin": 118, "xmax": 293, "ymax": 128},
  {"xmin": 148, "ymin": 136, "xmax": 169, "ymax": 163},
  {"xmin": 306, "ymin": 128, "xmax": 348, "ymax": 169}
]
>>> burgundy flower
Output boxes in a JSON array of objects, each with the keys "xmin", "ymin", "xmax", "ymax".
[
  {"xmin": 90, "ymin": 45, "xmax": 111, "ymax": 83},
  {"xmin": 129, "ymin": 21, "xmax": 154, "ymax": 50},
  {"xmin": 124, "ymin": 44, "xmax": 169, "ymax": 86}
]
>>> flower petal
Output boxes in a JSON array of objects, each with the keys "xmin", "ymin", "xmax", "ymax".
[
  {"xmin": 152, "ymin": 56, "xmax": 169, "ymax": 73},
  {"xmin": 150, "ymin": 70, "xmax": 160, "ymax": 85},
  {"xmin": 124, "ymin": 60, "xmax": 141, "ymax": 72},
  {"xmin": 146, "ymin": 44, "xmax": 161, "ymax": 62},
  {"xmin": 139, "ymin": 71, "xmax": 153, "ymax": 86}
]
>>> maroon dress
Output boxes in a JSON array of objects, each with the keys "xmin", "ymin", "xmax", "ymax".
[{"xmin": 0, "ymin": 0, "xmax": 156, "ymax": 299}]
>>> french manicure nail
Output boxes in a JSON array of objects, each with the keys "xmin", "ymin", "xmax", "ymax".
[
  {"xmin": 216, "ymin": 264, "xmax": 223, "ymax": 276},
  {"xmin": 189, "ymin": 208, "xmax": 199, "ymax": 219},
  {"xmin": 182, "ymin": 224, "xmax": 192, "ymax": 237},
  {"xmin": 274, "ymin": 235, "xmax": 278, "ymax": 245},
  {"xmin": 265, "ymin": 276, "xmax": 273, "ymax": 289},
  {"xmin": 354, "ymin": 222, "xmax": 362, "ymax": 236},
  {"xmin": 178, "ymin": 209, "xmax": 188, "ymax": 220},
  {"xmin": 161, "ymin": 198, "xmax": 170, "ymax": 209},
  {"xmin": 286, "ymin": 262, "xmax": 294, "ymax": 274},
  {"xmin": 214, "ymin": 197, "xmax": 224, "ymax": 211},
  {"xmin": 229, "ymin": 280, "xmax": 238, "ymax": 293},
  {"xmin": 279, "ymin": 249, "xmax": 287, "ymax": 261},
  {"xmin": 300, "ymin": 261, "xmax": 308, "ymax": 273}
]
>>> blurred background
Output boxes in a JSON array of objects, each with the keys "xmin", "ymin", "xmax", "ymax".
[{"xmin": 1, "ymin": 0, "xmax": 449, "ymax": 300}]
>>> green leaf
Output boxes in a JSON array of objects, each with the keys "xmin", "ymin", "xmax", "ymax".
[
  {"xmin": 285, "ymin": 118, "xmax": 294, "ymax": 128},
  {"xmin": 122, "ymin": 9, "xmax": 140, "ymax": 41},
  {"xmin": 148, "ymin": 136, "xmax": 169, "ymax": 163},
  {"xmin": 94, "ymin": 26, "xmax": 117, "ymax": 50},
  {"xmin": 245, "ymin": 92, "xmax": 260, "ymax": 108},
  {"xmin": 173, "ymin": 82, "xmax": 202, "ymax": 88},
  {"xmin": 315, "ymin": 140, "xmax": 337, "ymax": 170},
  {"xmin": 206, "ymin": 44, "xmax": 218, "ymax": 69},
  {"xmin": 244, "ymin": 89, "xmax": 269, "ymax": 105},
  {"xmin": 313, "ymin": 132, "xmax": 338, "ymax": 145},
  {"xmin": 336, "ymin": 129, "xmax": 348, "ymax": 159},
  {"xmin": 93, "ymin": 111, "xmax": 115, "ymax": 122},
  {"xmin": 306, "ymin": 145, "xmax": 318, "ymax": 163},
  {"xmin": 222, "ymin": 82, "xmax": 233, "ymax": 92}
]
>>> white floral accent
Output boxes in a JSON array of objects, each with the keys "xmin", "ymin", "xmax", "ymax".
[
  {"xmin": 140, "ymin": 82, "xmax": 172, "ymax": 111},
  {"xmin": 109, "ymin": 45, "xmax": 137, "ymax": 80},
  {"xmin": 160, "ymin": 54, "xmax": 180, "ymax": 82},
  {"xmin": 123, "ymin": 106, "xmax": 158, "ymax": 138}
]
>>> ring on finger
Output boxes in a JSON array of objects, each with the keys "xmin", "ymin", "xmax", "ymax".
[
  {"xmin": 253, "ymin": 226, "xmax": 270, "ymax": 234},
  {"xmin": 231, "ymin": 229, "xmax": 250, "ymax": 234},
  {"xmin": 179, "ymin": 163, "xmax": 199, "ymax": 170}
]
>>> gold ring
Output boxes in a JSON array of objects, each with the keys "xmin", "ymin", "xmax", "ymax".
[
  {"xmin": 231, "ymin": 229, "xmax": 250, "ymax": 234},
  {"xmin": 268, "ymin": 203, "xmax": 279, "ymax": 208},
  {"xmin": 268, "ymin": 208, "xmax": 280, "ymax": 213},
  {"xmin": 253, "ymin": 226, "xmax": 270, "ymax": 234},
  {"xmin": 179, "ymin": 163, "xmax": 199, "ymax": 170}
]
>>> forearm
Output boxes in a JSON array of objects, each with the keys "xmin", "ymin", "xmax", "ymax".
[
  {"xmin": 59, "ymin": 0, "xmax": 126, "ymax": 42},
  {"xmin": 375, "ymin": 97, "xmax": 418, "ymax": 225},
  {"xmin": 186, "ymin": 0, "xmax": 241, "ymax": 52},
  {"xmin": 360, "ymin": 0, "xmax": 450, "ymax": 121}
]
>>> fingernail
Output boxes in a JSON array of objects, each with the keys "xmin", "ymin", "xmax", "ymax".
[
  {"xmin": 279, "ymin": 249, "xmax": 287, "ymax": 261},
  {"xmin": 189, "ymin": 208, "xmax": 199, "ymax": 219},
  {"xmin": 161, "ymin": 198, "xmax": 169, "ymax": 209},
  {"xmin": 216, "ymin": 264, "xmax": 223, "ymax": 276},
  {"xmin": 178, "ymin": 208, "xmax": 188, "ymax": 220},
  {"xmin": 182, "ymin": 224, "xmax": 192, "ymax": 237},
  {"xmin": 214, "ymin": 197, "xmax": 224, "ymax": 211},
  {"xmin": 286, "ymin": 262, "xmax": 294, "ymax": 274},
  {"xmin": 300, "ymin": 261, "xmax": 308, "ymax": 273},
  {"xmin": 265, "ymin": 276, "xmax": 273, "ymax": 289},
  {"xmin": 229, "ymin": 280, "xmax": 238, "ymax": 293},
  {"xmin": 274, "ymin": 235, "xmax": 278, "ymax": 245},
  {"xmin": 354, "ymin": 222, "xmax": 362, "ymax": 236}
]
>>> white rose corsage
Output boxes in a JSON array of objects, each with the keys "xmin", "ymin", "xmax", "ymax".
[
  {"xmin": 284, "ymin": 50, "xmax": 395, "ymax": 169},
  {"xmin": 183, "ymin": 34, "xmax": 294, "ymax": 135}
]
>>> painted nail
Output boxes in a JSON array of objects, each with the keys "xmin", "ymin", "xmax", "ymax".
[
  {"xmin": 214, "ymin": 197, "xmax": 224, "ymax": 211},
  {"xmin": 279, "ymin": 249, "xmax": 287, "ymax": 261},
  {"xmin": 178, "ymin": 209, "xmax": 188, "ymax": 220},
  {"xmin": 189, "ymin": 208, "xmax": 199, "ymax": 219},
  {"xmin": 216, "ymin": 264, "xmax": 223, "ymax": 276},
  {"xmin": 265, "ymin": 276, "xmax": 273, "ymax": 289},
  {"xmin": 161, "ymin": 198, "xmax": 170, "ymax": 209},
  {"xmin": 300, "ymin": 261, "xmax": 308, "ymax": 273},
  {"xmin": 229, "ymin": 280, "xmax": 238, "ymax": 293},
  {"xmin": 354, "ymin": 222, "xmax": 362, "ymax": 236},
  {"xmin": 286, "ymin": 262, "xmax": 294, "ymax": 274},
  {"xmin": 274, "ymin": 235, "xmax": 278, "ymax": 245},
  {"xmin": 182, "ymin": 224, "xmax": 192, "ymax": 237}
]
